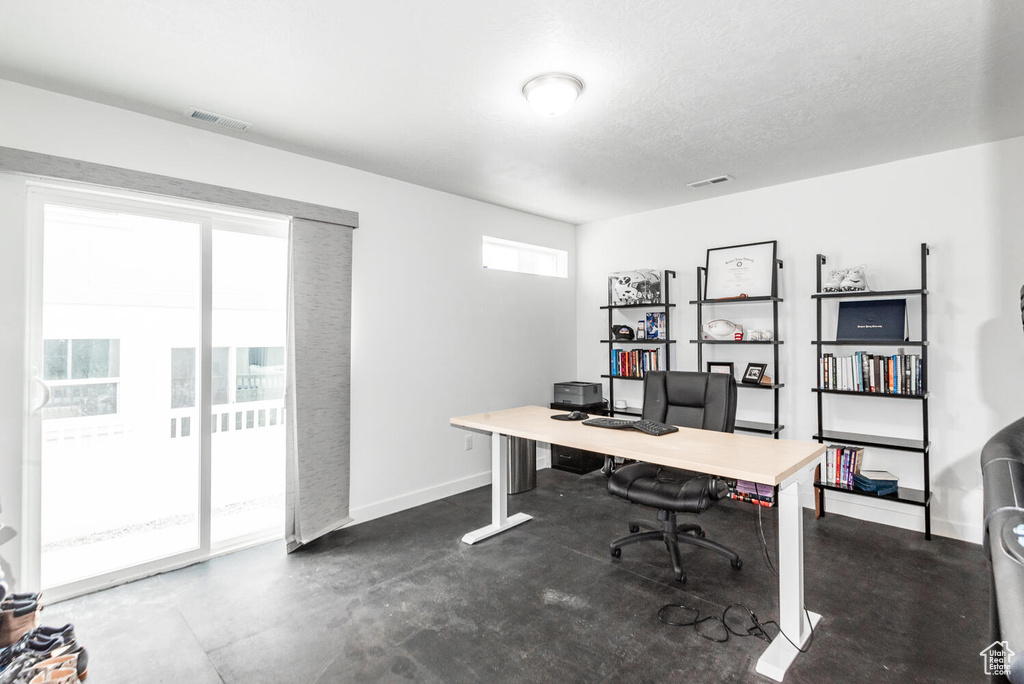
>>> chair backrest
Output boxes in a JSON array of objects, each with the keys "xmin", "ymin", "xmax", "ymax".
[{"xmin": 641, "ymin": 371, "xmax": 737, "ymax": 432}]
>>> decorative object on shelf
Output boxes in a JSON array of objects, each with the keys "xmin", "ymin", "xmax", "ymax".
[
  {"xmin": 614, "ymin": 399, "xmax": 627, "ymax": 409},
  {"xmin": 742, "ymin": 363, "xmax": 767, "ymax": 384},
  {"xmin": 822, "ymin": 264, "xmax": 870, "ymax": 292},
  {"xmin": 841, "ymin": 265, "xmax": 869, "ymax": 291},
  {"xmin": 760, "ymin": 374, "xmax": 773, "ymax": 386},
  {"xmin": 646, "ymin": 312, "xmax": 665, "ymax": 340},
  {"xmin": 701, "ymin": 318, "xmax": 744, "ymax": 341},
  {"xmin": 707, "ymin": 361, "xmax": 734, "ymax": 376},
  {"xmin": 608, "ymin": 269, "xmax": 661, "ymax": 305},
  {"xmin": 704, "ymin": 240, "xmax": 777, "ymax": 300},
  {"xmin": 636, "ymin": 322, "xmax": 646, "ymax": 340},
  {"xmin": 836, "ymin": 299, "xmax": 908, "ymax": 341},
  {"xmin": 611, "ymin": 324, "xmax": 635, "ymax": 340},
  {"xmin": 747, "ymin": 329, "xmax": 775, "ymax": 342}
]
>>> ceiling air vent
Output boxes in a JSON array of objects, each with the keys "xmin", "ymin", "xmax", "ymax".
[
  {"xmin": 185, "ymin": 107, "xmax": 252, "ymax": 132},
  {"xmin": 688, "ymin": 175, "xmax": 733, "ymax": 189}
]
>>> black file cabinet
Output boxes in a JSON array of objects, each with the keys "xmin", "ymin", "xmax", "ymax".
[{"xmin": 548, "ymin": 402, "xmax": 609, "ymax": 474}]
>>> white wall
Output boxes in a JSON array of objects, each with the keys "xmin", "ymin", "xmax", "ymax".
[
  {"xmin": 577, "ymin": 136, "xmax": 1024, "ymax": 543},
  {"xmin": 0, "ymin": 79, "xmax": 577, "ymax": 588}
]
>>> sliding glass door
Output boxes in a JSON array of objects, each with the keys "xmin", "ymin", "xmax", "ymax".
[
  {"xmin": 210, "ymin": 227, "xmax": 288, "ymax": 545},
  {"xmin": 28, "ymin": 185, "xmax": 288, "ymax": 598}
]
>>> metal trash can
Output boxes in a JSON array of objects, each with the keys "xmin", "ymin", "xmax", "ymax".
[{"xmin": 507, "ymin": 437, "xmax": 537, "ymax": 494}]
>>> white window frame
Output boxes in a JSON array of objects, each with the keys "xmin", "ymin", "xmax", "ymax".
[{"xmin": 482, "ymin": 235, "xmax": 568, "ymax": 278}]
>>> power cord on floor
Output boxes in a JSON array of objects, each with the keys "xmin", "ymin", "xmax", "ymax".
[{"xmin": 655, "ymin": 482, "xmax": 815, "ymax": 654}]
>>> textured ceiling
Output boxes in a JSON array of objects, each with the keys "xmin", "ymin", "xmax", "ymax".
[{"xmin": 1, "ymin": 1, "xmax": 1022, "ymax": 224}]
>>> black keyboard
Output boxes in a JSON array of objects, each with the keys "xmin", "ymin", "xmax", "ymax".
[{"xmin": 581, "ymin": 417, "xmax": 679, "ymax": 436}]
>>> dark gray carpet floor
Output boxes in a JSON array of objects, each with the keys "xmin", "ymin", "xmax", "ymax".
[{"xmin": 43, "ymin": 468, "xmax": 988, "ymax": 683}]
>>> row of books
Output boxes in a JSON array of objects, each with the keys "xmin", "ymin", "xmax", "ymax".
[
  {"xmin": 818, "ymin": 351, "xmax": 924, "ymax": 395},
  {"xmin": 728, "ymin": 480, "xmax": 776, "ymax": 508},
  {"xmin": 610, "ymin": 348, "xmax": 662, "ymax": 378},
  {"xmin": 824, "ymin": 444, "xmax": 864, "ymax": 488},
  {"xmin": 823, "ymin": 444, "xmax": 901, "ymax": 496}
]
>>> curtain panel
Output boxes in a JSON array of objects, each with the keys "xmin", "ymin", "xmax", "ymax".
[{"xmin": 285, "ymin": 218, "xmax": 354, "ymax": 551}]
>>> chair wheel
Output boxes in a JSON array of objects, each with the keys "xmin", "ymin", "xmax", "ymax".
[
  {"xmin": 611, "ymin": 547, "xmax": 622, "ymax": 559},
  {"xmin": 628, "ymin": 524, "xmax": 640, "ymax": 533},
  {"xmin": 731, "ymin": 558, "xmax": 743, "ymax": 570},
  {"xmin": 697, "ymin": 530, "xmax": 706, "ymax": 538},
  {"xmin": 674, "ymin": 572, "xmax": 686, "ymax": 583}
]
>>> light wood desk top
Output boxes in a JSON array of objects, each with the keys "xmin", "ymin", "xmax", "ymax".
[{"xmin": 451, "ymin": 406, "xmax": 825, "ymax": 486}]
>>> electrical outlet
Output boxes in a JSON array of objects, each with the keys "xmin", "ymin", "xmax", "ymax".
[{"xmin": 464, "ymin": 435, "xmax": 473, "ymax": 451}]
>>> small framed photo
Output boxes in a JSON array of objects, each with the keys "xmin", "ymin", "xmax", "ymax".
[
  {"xmin": 742, "ymin": 362, "xmax": 768, "ymax": 384},
  {"xmin": 707, "ymin": 361, "xmax": 734, "ymax": 376}
]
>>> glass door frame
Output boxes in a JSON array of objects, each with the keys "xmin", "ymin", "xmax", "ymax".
[{"xmin": 25, "ymin": 181, "xmax": 287, "ymax": 602}]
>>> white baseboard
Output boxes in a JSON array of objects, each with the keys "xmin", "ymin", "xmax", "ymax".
[
  {"xmin": 799, "ymin": 489, "xmax": 982, "ymax": 544},
  {"xmin": 348, "ymin": 470, "xmax": 493, "ymax": 525},
  {"xmin": 348, "ymin": 453, "xmax": 551, "ymax": 527}
]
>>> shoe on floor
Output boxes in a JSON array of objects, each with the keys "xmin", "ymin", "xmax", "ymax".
[
  {"xmin": 30, "ymin": 650, "xmax": 83, "ymax": 683},
  {"xmin": 29, "ymin": 666, "xmax": 76, "ymax": 684}
]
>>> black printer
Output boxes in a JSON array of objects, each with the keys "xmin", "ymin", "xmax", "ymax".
[{"xmin": 553, "ymin": 381, "xmax": 602, "ymax": 406}]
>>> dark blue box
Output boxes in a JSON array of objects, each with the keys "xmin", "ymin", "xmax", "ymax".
[{"xmin": 836, "ymin": 299, "xmax": 907, "ymax": 341}]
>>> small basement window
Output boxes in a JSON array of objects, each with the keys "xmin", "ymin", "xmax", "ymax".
[{"xmin": 482, "ymin": 236, "xmax": 567, "ymax": 278}]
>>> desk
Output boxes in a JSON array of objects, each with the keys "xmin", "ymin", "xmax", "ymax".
[{"xmin": 450, "ymin": 405, "xmax": 826, "ymax": 682}]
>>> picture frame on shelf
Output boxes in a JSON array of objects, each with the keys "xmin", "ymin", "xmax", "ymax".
[
  {"xmin": 607, "ymin": 269, "xmax": 662, "ymax": 305},
  {"xmin": 646, "ymin": 312, "xmax": 665, "ymax": 340},
  {"xmin": 836, "ymin": 299, "xmax": 908, "ymax": 341},
  {"xmin": 707, "ymin": 361, "xmax": 734, "ymax": 376},
  {"xmin": 704, "ymin": 240, "xmax": 777, "ymax": 300},
  {"xmin": 741, "ymin": 362, "xmax": 768, "ymax": 384}
]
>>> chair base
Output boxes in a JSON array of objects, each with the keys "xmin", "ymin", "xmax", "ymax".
[{"xmin": 609, "ymin": 510, "xmax": 741, "ymax": 582}]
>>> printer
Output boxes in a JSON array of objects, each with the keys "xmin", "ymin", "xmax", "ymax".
[{"xmin": 553, "ymin": 381, "xmax": 602, "ymax": 406}]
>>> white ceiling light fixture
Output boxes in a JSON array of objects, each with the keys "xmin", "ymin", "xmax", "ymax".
[{"xmin": 522, "ymin": 73, "xmax": 584, "ymax": 117}]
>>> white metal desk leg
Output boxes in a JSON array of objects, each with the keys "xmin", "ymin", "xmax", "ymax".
[
  {"xmin": 461, "ymin": 431, "xmax": 532, "ymax": 544},
  {"xmin": 756, "ymin": 465, "xmax": 822, "ymax": 681}
]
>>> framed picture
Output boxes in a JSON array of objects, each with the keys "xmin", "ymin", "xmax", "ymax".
[
  {"xmin": 707, "ymin": 361, "xmax": 734, "ymax": 376},
  {"xmin": 704, "ymin": 240, "xmax": 778, "ymax": 300},
  {"xmin": 607, "ymin": 269, "xmax": 662, "ymax": 305},
  {"xmin": 742, "ymin": 362, "xmax": 768, "ymax": 384}
]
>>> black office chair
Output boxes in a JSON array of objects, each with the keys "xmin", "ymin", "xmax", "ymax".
[{"xmin": 607, "ymin": 370, "xmax": 742, "ymax": 583}]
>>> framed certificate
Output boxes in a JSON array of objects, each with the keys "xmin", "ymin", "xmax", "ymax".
[{"xmin": 704, "ymin": 240, "xmax": 778, "ymax": 300}]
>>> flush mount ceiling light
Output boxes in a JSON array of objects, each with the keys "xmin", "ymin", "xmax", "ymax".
[{"xmin": 522, "ymin": 73, "xmax": 584, "ymax": 117}]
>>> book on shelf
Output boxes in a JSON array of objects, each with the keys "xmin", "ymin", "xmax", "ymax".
[
  {"xmin": 852, "ymin": 472, "xmax": 899, "ymax": 497},
  {"xmin": 728, "ymin": 492, "xmax": 775, "ymax": 508},
  {"xmin": 859, "ymin": 469, "xmax": 898, "ymax": 481},
  {"xmin": 818, "ymin": 351, "xmax": 923, "ymax": 396},
  {"xmin": 610, "ymin": 348, "xmax": 662, "ymax": 378},
  {"xmin": 823, "ymin": 444, "xmax": 864, "ymax": 488},
  {"xmin": 729, "ymin": 480, "xmax": 775, "ymax": 507}
]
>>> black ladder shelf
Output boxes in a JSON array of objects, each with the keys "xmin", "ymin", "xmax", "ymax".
[
  {"xmin": 691, "ymin": 259, "xmax": 785, "ymax": 438},
  {"xmin": 600, "ymin": 270, "xmax": 677, "ymax": 417},
  {"xmin": 811, "ymin": 243, "xmax": 932, "ymax": 540}
]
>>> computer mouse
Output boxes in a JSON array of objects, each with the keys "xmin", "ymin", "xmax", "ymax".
[{"xmin": 567, "ymin": 411, "xmax": 589, "ymax": 421}]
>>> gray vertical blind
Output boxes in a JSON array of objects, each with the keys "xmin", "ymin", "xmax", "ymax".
[{"xmin": 285, "ymin": 217, "xmax": 354, "ymax": 551}]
